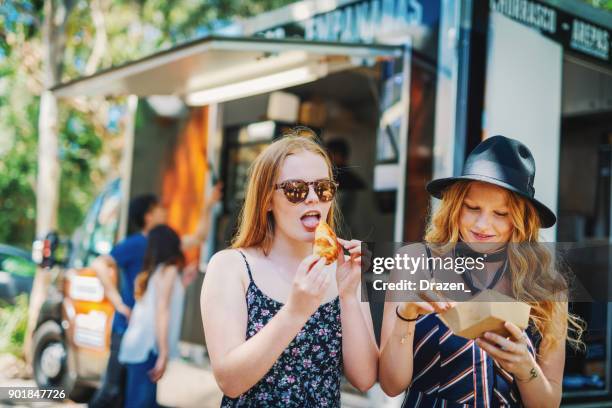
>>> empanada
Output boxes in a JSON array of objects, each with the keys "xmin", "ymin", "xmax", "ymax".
[{"xmin": 313, "ymin": 221, "xmax": 340, "ymax": 265}]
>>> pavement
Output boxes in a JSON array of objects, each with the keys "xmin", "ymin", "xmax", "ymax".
[
  {"xmin": 0, "ymin": 354, "xmax": 223, "ymax": 408},
  {"xmin": 0, "ymin": 354, "xmax": 375, "ymax": 407},
  {"xmin": 156, "ymin": 360, "xmax": 223, "ymax": 407}
]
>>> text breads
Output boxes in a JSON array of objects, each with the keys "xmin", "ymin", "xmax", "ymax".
[{"xmin": 313, "ymin": 221, "xmax": 340, "ymax": 265}]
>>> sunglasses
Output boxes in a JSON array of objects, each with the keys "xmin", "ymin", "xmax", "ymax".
[{"xmin": 274, "ymin": 179, "xmax": 338, "ymax": 204}]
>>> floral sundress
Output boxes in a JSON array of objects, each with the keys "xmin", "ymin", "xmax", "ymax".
[{"xmin": 220, "ymin": 250, "xmax": 343, "ymax": 407}]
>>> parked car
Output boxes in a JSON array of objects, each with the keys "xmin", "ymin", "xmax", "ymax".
[
  {"xmin": 30, "ymin": 179, "xmax": 121, "ymax": 402},
  {"xmin": 0, "ymin": 244, "xmax": 36, "ymax": 304}
]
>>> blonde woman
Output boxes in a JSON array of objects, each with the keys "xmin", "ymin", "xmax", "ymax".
[
  {"xmin": 201, "ymin": 130, "xmax": 378, "ymax": 407},
  {"xmin": 379, "ymin": 136, "xmax": 584, "ymax": 407}
]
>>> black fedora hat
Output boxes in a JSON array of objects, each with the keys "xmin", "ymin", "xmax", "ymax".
[{"xmin": 426, "ymin": 135, "xmax": 556, "ymax": 228}]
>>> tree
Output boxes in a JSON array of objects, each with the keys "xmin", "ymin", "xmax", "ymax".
[
  {"xmin": 2, "ymin": 0, "xmax": 295, "ymax": 365},
  {"xmin": 2, "ymin": 0, "xmax": 297, "ymax": 246},
  {"xmin": 37, "ymin": 0, "xmax": 74, "ymax": 240}
]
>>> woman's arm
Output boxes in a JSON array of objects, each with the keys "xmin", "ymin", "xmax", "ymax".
[
  {"xmin": 340, "ymin": 290, "xmax": 379, "ymax": 392},
  {"xmin": 336, "ymin": 239, "xmax": 378, "ymax": 392},
  {"xmin": 378, "ymin": 244, "xmax": 451, "ymax": 396},
  {"xmin": 181, "ymin": 183, "xmax": 222, "ymax": 251},
  {"xmin": 90, "ymin": 255, "xmax": 130, "ymax": 318},
  {"xmin": 155, "ymin": 264, "xmax": 177, "ymax": 358},
  {"xmin": 149, "ymin": 264, "xmax": 178, "ymax": 382},
  {"xmin": 516, "ymin": 338, "xmax": 565, "ymax": 408},
  {"xmin": 378, "ymin": 301, "xmax": 416, "ymax": 396},
  {"xmin": 201, "ymin": 250, "xmax": 332, "ymax": 398},
  {"xmin": 378, "ymin": 300, "xmax": 451, "ymax": 395}
]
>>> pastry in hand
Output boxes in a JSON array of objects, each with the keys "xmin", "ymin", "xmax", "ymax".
[{"xmin": 313, "ymin": 221, "xmax": 340, "ymax": 265}]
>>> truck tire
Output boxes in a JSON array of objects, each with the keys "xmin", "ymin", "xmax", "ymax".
[{"xmin": 32, "ymin": 320, "xmax": 94, "ymax": 402}]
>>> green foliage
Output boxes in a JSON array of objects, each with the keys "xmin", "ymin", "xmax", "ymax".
[
  {"xmin": 0, "ymin": 21, "xmax": 40, "ymax": 248},
  {"xmin": 58, "ymin": 109, "xmax": 105, "ymax": 235},
  {"xmin": 63, "ymin": 0, "xmax": 296, "ymax": 75},
  {"xmin": 0, "ymin": 294, "xmax": 29, "ymax": 358},
  {"xmin": 0, "ymin": 0, "xmax": 295, "ymax": 249},
  {"xmin": 0, "ymin": 4, "xmax": 107, "ymax": 244},
  {"xmin": 581, "ymin": 0, "xmax": 612, "ymax": 11}
]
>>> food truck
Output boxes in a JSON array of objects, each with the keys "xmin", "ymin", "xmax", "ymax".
[
  {"xmin": 32, "ymin": 0, "xmax": 612, "ymax": 405},
  {"xmin": 32, "ymin": 36, "xmax": 410, "ymax": 404}
]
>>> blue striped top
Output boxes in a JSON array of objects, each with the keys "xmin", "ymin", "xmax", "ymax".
[{"xmin": 401, "ymin": 313, "xmax": 538, "ymax": 408}]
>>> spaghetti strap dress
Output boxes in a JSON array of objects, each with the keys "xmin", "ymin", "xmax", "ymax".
[{"xmin": 220, "ymin": 250, "xmax": 343, "ymax": 407}]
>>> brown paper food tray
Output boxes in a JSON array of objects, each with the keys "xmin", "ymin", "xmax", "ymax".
[{"xmin": 437, "ymin": 289, "xmax": 531, "ymax": 340}]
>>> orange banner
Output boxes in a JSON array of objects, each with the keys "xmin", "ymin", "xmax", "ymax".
[{"xmin": 161, "ymin": 107, "xmax": 209, "ymax": 263}]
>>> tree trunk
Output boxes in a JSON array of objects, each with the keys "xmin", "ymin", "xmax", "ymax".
[
  {"xmin": 35, "ymin": 90, "xmax": 60, "ymax": 236},
  {"xmin": 25, "ymin": 0, "xmax": 73, "ymax": 365}
]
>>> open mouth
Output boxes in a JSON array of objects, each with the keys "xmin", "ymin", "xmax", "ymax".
[{"xmin": 300, "ymin": 210, "xmax": 321, "ymax": 230}]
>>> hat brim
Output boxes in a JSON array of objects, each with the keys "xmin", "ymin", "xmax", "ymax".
[{"xmin": 426, "ymin": 175, "xmax": 557, "ymax": 228}]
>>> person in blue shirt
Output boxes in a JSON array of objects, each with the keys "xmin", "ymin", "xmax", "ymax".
[{"xmin": 88, "ymin": 186, "xmax": 221, "ymax": 408}]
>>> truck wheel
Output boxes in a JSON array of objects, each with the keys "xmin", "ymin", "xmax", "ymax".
[{"xmin": 32, "ymin": 321, "xmax": 94, "ymax": 402}]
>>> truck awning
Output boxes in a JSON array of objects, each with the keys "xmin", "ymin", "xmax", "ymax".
[{"xmin": 52, "ymin": 36, "xmax": 403, "ymax": 103}]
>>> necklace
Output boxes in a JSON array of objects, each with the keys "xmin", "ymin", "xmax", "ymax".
[
  {"xmin": 453, "ymin": 243, "xmax": 508, "ymax": 294},
  {"xmin": 461, "ymin": 259, "xmax": 508, "ymax": 293}
]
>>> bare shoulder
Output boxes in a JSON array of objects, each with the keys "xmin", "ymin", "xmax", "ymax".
[
  {"xmin": 206, "ymin": 248, "xmax": 250, "ymax": 284},
  {"xmin": 209, "ymin": 248, "xmax": 244, "ymax": 264},
  {"xmin": 160, "ymin": 264, "xmax": 179, "ymax": 276}
]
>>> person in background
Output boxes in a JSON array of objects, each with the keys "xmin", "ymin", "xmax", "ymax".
[
  {"xmin": 325, "ymin": 139, "xmax": 366, "ymax": 232},
  {"xmin": 325, "ymin": 139, "xmax": 366, "ymax": 192},
  {"xmin": 88, "ymin": 185, "xmax": 221, "ymax": 408},
  {"xmin": 118, "ymin": 225, "xmax": 196, "ymax": 408}
]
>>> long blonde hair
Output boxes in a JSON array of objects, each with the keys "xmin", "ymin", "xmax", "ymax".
[
  {"xmin": 425, "ymin": 181, "xmax": 585, "ymax": 353},
  {"xmin": 231, "ymin": 132, "xmax": 339, "ymax": 254}
]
